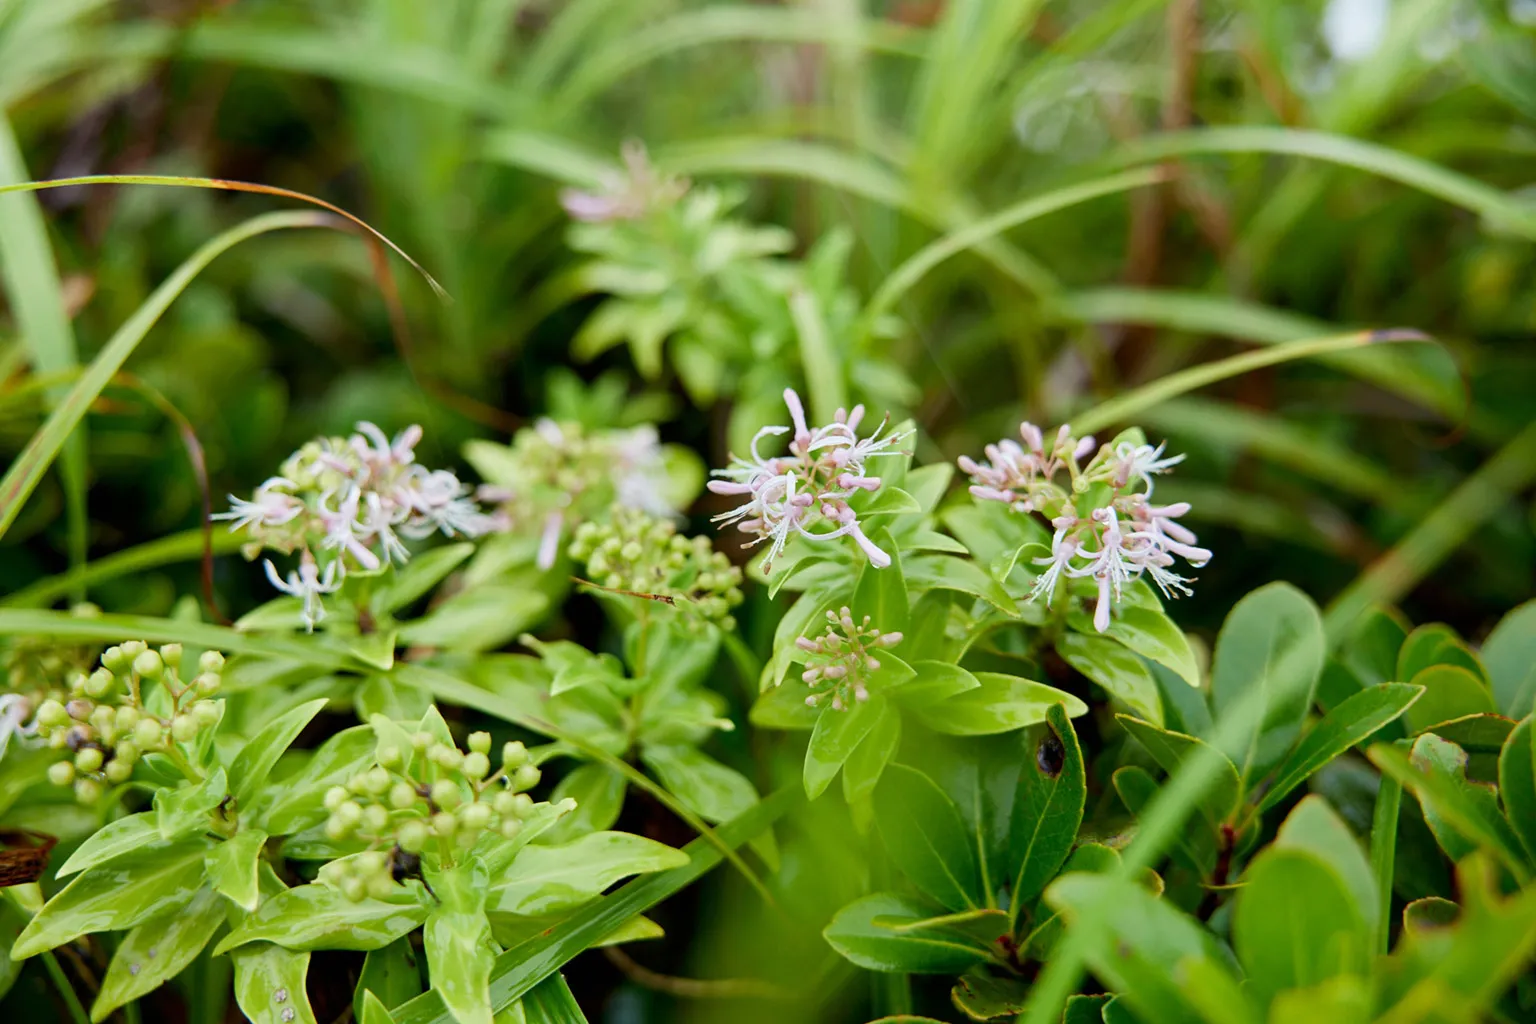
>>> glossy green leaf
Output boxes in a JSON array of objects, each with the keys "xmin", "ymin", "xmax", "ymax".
[
  {"xmin": 950, "ymin": 968, "xmax": 1031, "ymax": 1021},
  {"xmin": 397, "ymin": 585, "xmax": 550, "ymax": 652},
  {"xmin": 1113, "ymin": 765, "xmax": 1215, "ymax": 877},
  {"xmin": 823, "ymin": 893, "xmax": 995, "ymax": 974},
  {"xmin": 852, "ymin": 540, "xmax": 910, "ymax": 634},
  {"xmin": 207, "ymin": 829, "xmax": 268, "ymax": 912},
  {"xmin": 1062, "ymin": 995, "xmax": 1112, "ymax": 1024},
  {"xmin": 1370, "ymin": 736, "xmax": 1532, "ymax": 881},
  {"xmin": 1271, "ymin": 797, "xmax": 1377, "ymax": 932},
  {"xmin": 1340, "ymin": 607, "xmax": 1410, "ymax": 687},
  {"xmin": 1499, "ymin": 717, "xmax": 1536, "ymax": 862},
  {"xmin": 749, "ymin": 680, "xmax": 821, "ymax": 730},
  {"xmin": 91, "ymin": 888, "xmax": 226, "ymax": 1022},
  {"xmin": 362, "ymin": 992, "xmax": 399, "ymax": 1024},
  {"xmin": 1056, "ymin": 631, "xmax": 1162, "ymax": 725},
  {"xmin": 1044, "ymin": 873, "xmax": 1238, "ymax": 1023},
  {"xmin": 1007, "ymin": 703, "xmax": 1085, "ymax": 919},
  {"xmin": 155, "ymin": 767, "xmax": 228, "ymax": 840},
  {"xmin": 1482, "ymin": 601, "xmax": 1536, "ymax": 718},
  {"xmin": 1117, "ymin": 715, "xmax": 1241, "ymax": 826},
  {"xmin": 1424, "ymin": 714, "xmax": 1515, "ymax": 783},
  {"xmin": 874, "ymin": 765, "xmax": 982, "ymax": 912},
  {"xmin": 215, "ymin": 884, "xmax": 430, "ymax": 954},
  {"xmin": 805, "ymin": 694, "xmax": 886, "ymax": 798},
  {"xmin": 426, "ymin": 863, "xmax": 496, "ymax": 1024},
  {"xmin": 843, "ymin": 698, "xmax": 901, "ymax": 806},
  {"xmin": 231, "ymin": 698, "xmax": 328, "ymax": 809},
  {"xmin": 893, "ymin": 661, "xmax": 982, "ymax": 708},
  {"xmin": 903, "ymin": 553, "xmax": 1018, "ymax": 615},
  {"xmin": 1020, "ymin": 844, "xmax": 1122, "ymax": 962},
  {"xmin": 542, "ymin": 763, "xmax": 627, "ymax": 844},
  {"xmin": 1078, "ymin": 604, "xmax": 1200, "ymax": 688},
  {"xmin": 379, "ymin": 543, "xmax": 476, "ymax": 612},
  {"xmin": 1258, "ymin": 683, "xmax": 1423, "ymax": 812},
  {"xmin": 232, "ymin": 943, "xmax": 318, "ymax": 1024},
  {"xmin": 56, "ymin": 812, "xmax": 158, "ymax": 877},
  {"xmin": 357, "ymin": 936, "xmax": 423, "ymax": 1021},
  {"xmin": 641, "ymin": 745, "xmax": 757, "ymax": 824},
  {"xmin": 1398, "ymin": 624, "xmax": 1487, "ymax": 686},
  {"xmin": 258, "ymin": 725, "xmax": 376, "ymax": 835},
  {"xmin": 1402, "ymin": 666, "xmax": 1497, "ymax": 734},
  {"xmin": 13, "ymin": 838, "xmax": 212, "ymax": 958},
  {"xmin": 521, "ymin": 972, "xmax": 588, "ymax": 1024},
  {"xmin": 1210, "ymin": 582, "xmax": 1326, "ymax": 781},
  {"xmin": 924, "ymin": 674, "xmax": 1086, "ymax": 736},
  {"xmin": 489, "ymin": 832, "xmax": 689, "ymax": 915}
]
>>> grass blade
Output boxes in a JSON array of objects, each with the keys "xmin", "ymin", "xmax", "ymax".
[
  {"xmin": 1070, "ymin": 328, "xmax": 1433, "ymax": 437},
  {"xmin": 389, "ymin": 785, "xmax": 800, "ymax": 1024},
  {"xmin": 1371, "ymin": 775, "xmax": 1402, "ymax": 955},
  {"xmin": 0, "ymin": 113, "xmax": 87, "ymax": 587},
  {"xmin": 0, "ymin": 210, "xmax": 335, "ymax": 543},
  {"xmin": 0, "ymin": 528, "xmax": 245, "ymax": 609}
]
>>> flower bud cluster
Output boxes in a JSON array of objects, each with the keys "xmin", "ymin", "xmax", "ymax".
[
  {"xmin": 34, "ymin": 643, "xmax": 225, "ymax": 803},
  {"xmin": 569, "ymin": 507, "xmax": 744, "ymax": 627},
  {"xmin": 559, "ymin": 141, "xmax": 689, "ymax": 223},
  {"xmin": 796, "ymin": 607, "xmax": 903, "ymax": 711},
  {"xmin": 216, "ymin": 422, "xmax": 505, "ymax": 629},
  {"xmin": 959, "ymin": 422, "xmax": 1212, "ymax": 632},
  {"xmin": 708, "ymin": 389, "xmax": 910, "ymax": 572},
  {"xmin": 476, "ymin": 419, "xmax": 679, "ymax": 571},
  {"xmin": 320, "ymin": 731, "xmax": 560, "ymax": 901},
  {"xmin": 0, "ymin": 605, "xmax": 103, "ymax": 760}
]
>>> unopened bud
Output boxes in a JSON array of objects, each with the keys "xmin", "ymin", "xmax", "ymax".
[
  {"xmin": 47, "ymin": 761, "xmax": 75, "ymax": 786},
  {"xmin": 133, "ymin": 650, "xmax": 164, "ymax": 680},
  {"xmin": 430, "ymin": 780, "xmax": 461, "ymax": 810},
  {"xmin": 513, "ymin": 765, "xmax": 541, "ymax": 791},
  {"xmin": 468, "ymin": 732, "xmax": 492, "ymax": 755},
  {"xmin": 74, "ymin": 747, "xmax": 104, "ymax": 773},
  {"xmin": 199, "ymin": 651, "xmax": 225, "ymax": 674},
  {"xmin": 160, "ymin": 644, "xmax": 183, "ymax": 669}
]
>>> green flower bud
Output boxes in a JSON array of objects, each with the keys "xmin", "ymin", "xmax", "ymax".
[
  {"xmin": 347, "ymin": 773, "xmax": 371, "ymax": 795},
  {"xmin": 133, "ymin": 649, "xmax": 164, "ymax": 680},
  {"xmin": 84, "ymin": 668, "xmax": 115, "ymax": 699},
  {"xmin": 134, "ymin": 718, "xmax": 163, "ymax": 748},
  {"xmin": 37, "ymin": 700, "xmax": 68, "ymax": 729},
  {"xmin": 499, "ymin": 818, "xmax": 522, "ymax": 840},
  {"xmin": 398, "ymin": 819, "xmax": 429, "ymax": 853},
  {"xmin": 160, "ymin": 644, "xmax": 183, "ymax": 670},
  {"xmin": 356, "ymin": 851, "xmax": 387, "ymax": 876},
  {"xmin": 468, "ymin": 731, "xmax": 492, "ymax": 755},
  {"xmin": 102, "ymin": 646, "xmax": 128, "ymax": 673},
  {"xmin": 430, "ymin": 780, "xmax": 461, "ymax": 810},
  {"xmin": 170, "ymin": 714, "xmax": 198, "ymax": 743},
  {"xmin": 411, "ymin": 731, "xmax": 432, "ymax": 752},
  {"xmin": 47, "ymin": 761, "xmax": 75, "ymax": 786},
  {"xmin": 115, "ymin": 706, "xmax": 140, "ymax": 732},
  {"xmin": 74, "ymin": 747, "xmax": 103, "ymax": 773},
  {"xmin": 324, "ymin": 784, "xmax": 350, "ymax": 810},
  {"xmin": 431, "ymin": 745, "xmax": 464, "ymax": 772},
  {"xmin": 65, "ymin": 700, "xmax": 92, "ymax": 722},
  {"xmin": 511, "ymin": 793, "xmax": 534, "ymax": 817},
  {"xmin": 194, "ymin": 673, "xmax": 221, "ymax": 697},
  {"xmin": 459, "ymin": 803, "xmax": 491, "ymax": 831},
  {"xmin": 462, "ymin": 752, "xmax": 490, "ymax": 780},
  {"xmin": 493, "ymin": 790, "xmax": 517, "ymax": 816},
  {"xmin": 431, "ymin": 811, "xmax": 457, "ymax": 836},
  {"xmin": 193, "ymin": 702, "xmax": 221, "ymax": 727},
  {"xmin": 378, "ymin": 745, "xmax": 403, "ymax": 769},
  {"xmin": 389, "ymin": 782, "xmax": 417, "ymax": 810},
  {"xmin": 363, "ymin": 805, "xmax": 390, "ymax": 833},
  {"xmin": 325, "ymin": 816, "xmax": 351, "ymax": 841},
  {"xmin": 120, "ymin": 641, "xmax": 147, "ymax": 661},
  {"xmin": 513, "ymin": 764, "xmax": 541, "ymax": 792},
  {"xmin": 104, "ymin": 759, "xmax": 133, "ymax": 784},
  {"xmin": 89, "ymin": 706, "xmax": 114, "ymax": 733},
  {"xmin": 364, "ymin": 767, "xmax": 391, "ymax": 795},
  {"xmin": 366, "ymin": 873, "xmax": 395, "ymax": 901},
  {"xmin": 114, "ymin": 740, "xmax": 139, "ymax": 765},
  {"xmin": 336, "ymin": 801, "xmax": 363, "ymax": 827},
  {"xmin": 199, "ymin": 651, "xmax": 225, "ymax": 674},
  {"xmin": 501, "ymin": 741, "xmax": 528, "ymax": 770},
  {"xmin": 74, "ymin": 778, "xmax": 103, "ymax": 804},
  {"xmin": 341, "ymin": 876, "xmax": 366, "ymax": 903}
]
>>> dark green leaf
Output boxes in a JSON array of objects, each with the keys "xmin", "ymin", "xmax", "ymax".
[
  {"xmin": 489, "ymin": 832, "xmax": 689, "ymax": 915},
  {"xmin": 1398, "ymin": 624, "xmax": 1486, "ymax": 686},
  {"xmin": 91, "ymin": 888, "xmax": 227, "ymax": 1022},
  {"xmin": 13, "ymin": 838, "xmax": 212, "ymax": 958},
  {"xmin": 750, "ymin": 682, "xmax": 820, "ymax": 730},
  {"xmin": 379, "ymin": 543, "xmax": 475, "ymax": 613},
  {"xmin": 258, "ymin": 725, "xmax": 376, "ymax": 835},
  {"xmin": 1270, "ymin": 797, "xmax": 1377, "ymax": 933},
  {"xmin": 1056, "ymin": 631, "xmax": 1162, "ymax": 725},
  {"xmin": 1113, "ymin": 766, "xmax": 1215, "ymax": 877},
  {"xmin": 1402, "ymin": 666, "xmax": 1496, "ymax": 734},
  {"xmin": 543, "ymin": 763, "xmax": 627, "ymax": 844},
  {"xmin": 1482, "ymin": 601, "xmax": 1536, "ymax": 718},
  {"xmin": 356, "ymin": 937, "xmax": 423, "ymax": 1021},
  {"xmin": 853, "ymin": 538, "xmax": 910, "ymax": 634},
  {"xmin": 1340, "ymin": 606, "xmax": 1408, "ymax": 687},
  {"xmin": 1007, "ymin": 704, "xmax": 1085, "ymax": 920},
  {"xmin": 950, "ymin": 968, "xmax": 1030, "ymax": 1021},
  {"xmin": 1210, "ymin": 582, "xmax": 1326, "ymax": 782},
  {"xmin": 874, "ymin": 765, "xmax": 983, "ymax": 912},
  {"xmin": 232, "ymin": 943, "xmax": 317, "ymax": 1024},
  {"xmin": 1117, "ymin": 715, "xmax": 1241, "ymax": 826},
  {"xmin": 891, "ymin": 660, "xmax": 981, "ymax": 708},
  {"xmin": 230, "ymin": 698, "xmax": 328, "ymax": 809},
  {"xmin": 924, "ymin": 674, "xmax": 1086, "ymax": 736},
  {"xmin": 842, "ymin": 700, "xmax": 901, "ymax": 805},
  {"xmin": 522, "ymin": 973, "xmax": 589, "ymax": 1023},
  {"xmin": 1499, "ymin": 717, "xmax": 1536, "ymax": 862},
  {"xmin": 1078, "ymin": 604, "xmax": 1200, "ymax": 688},
  {"xmin": 642, "ymin": 745, "xmax": 758, "ymax": 823},
  {"xmin": 805, "ymin": 694, "xmax": 886, "ymax": 798},
  {"xmin": 1258, "ymin": 683, "xmax": 1423, "ymax": 812},
  {"xmin": 823, "ymin": 893, "xmax": 994, "ymax": 974}
]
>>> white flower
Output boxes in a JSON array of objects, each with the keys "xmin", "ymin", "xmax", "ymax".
[
  {"xmin": 398, "ymin": 469, "xmax": 498, "ymax": 540},
  {"xmin": 318, "ymin": 488, "xmax": 381, "ymax": 572},
  {"xmin": 263, "ymin": 552, "xmax": 341, "ymax": 631},
  {"xmin": 1112, "ymin": 441, "xmax": 1185, "ymax": 495},
  {"xmin": 212, "ymin": 477, "xmax": 302, "ymax": 531},
  {"xmin": 708, "ymin": 389, "xmax": 908, "ymax": 571},
  {"xmin": 610, "ymin": 425, "xmax": 674, "ymax": 516},
  {"xmin": 0, "ymin": 694, "xmax": 36, "ymax": 762}
]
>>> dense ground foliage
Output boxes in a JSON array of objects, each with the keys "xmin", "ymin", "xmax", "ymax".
[{"xmin": 0, "ymin": 1, "xmax": 1534, "ymax": 1023}]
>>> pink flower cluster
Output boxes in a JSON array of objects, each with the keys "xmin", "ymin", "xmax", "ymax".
[
  {"xmin": 960, "ymin": 422, "xmax": 1211, "ymax": 632},
  {"xmin": 708, "ymin": 389, "xmax": 909, "ymax": 572}
]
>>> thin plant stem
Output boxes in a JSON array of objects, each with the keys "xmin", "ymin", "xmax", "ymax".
[{"xmin": 41, "ymin": 951, "xmax": 90, "ymax": 1024}]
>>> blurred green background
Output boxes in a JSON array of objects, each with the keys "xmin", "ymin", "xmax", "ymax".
[{"xmin": 0, "ymin": 1, "xmax": 1533, "ymax": 1015}]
